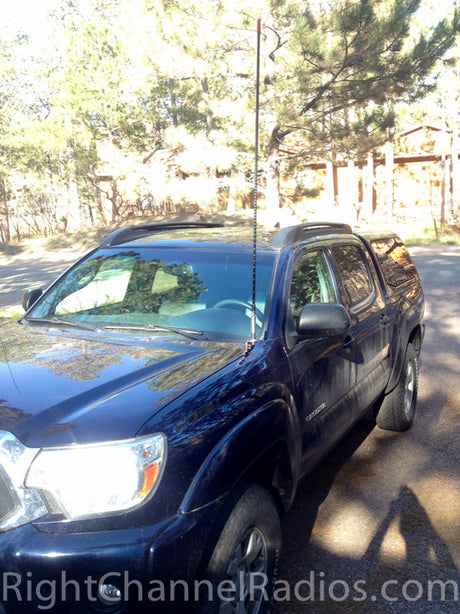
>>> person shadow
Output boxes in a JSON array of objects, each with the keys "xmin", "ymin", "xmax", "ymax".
[
  {"xmin": 275, "ymin": 424, "xmax": 459, "ymax": 613},
  {"xmin": 364, "ymin": 485, "xmax": 456, "ymax": 568}
]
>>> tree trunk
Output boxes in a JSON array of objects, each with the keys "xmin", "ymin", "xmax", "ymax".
[
  {"xmin": 265, "ymin": 126, "xmax": 282, "ymax": 217},
  {"xmin": 64, "ymin": 139, "xmax": 81, "ymax": 233},
  {"xmin": 110, "ymin": 179, "xmax": 119, "ymax": 222},
  {"xmin": 440, "ymin": 155, "xmax": 447, "ymax": 237},
  {"xmin": 170, "ymin": 79, "xmax": 179, "ymax": 128},
  {"xmin": 347, "ymin": 159, "xmax": 359, "ymax": 218},
  {"xmin": 95, "ymin": 183, "xmax": 108, "ymax": 224},
  {"xmin": 227, "ymin": 166, "xmax": 239, "ymax": 214},
  {"xmin": 0, "ymin": 178, "xmax": 11, "ymax": 242},
  {"xmin": 363, "ymin": 153, "xmax": 374, "ymax": 219},
  {"xmin": 325, "ymin": 161, "xmax": 335, "ymax": 208},
  {"xmin": 384, "ymin": 141, "xmax": 394, "ymax": 218},
  {"xmin": 66, "ymin": 174, "xmax": 81, "ymax": 232},
  {"xmin": 201, "ymin": 78, "xmax": 213, "ymax": 135},
  {"xmin": 452, "ymin": 122, "xmax": 459, "ymax": 217}
]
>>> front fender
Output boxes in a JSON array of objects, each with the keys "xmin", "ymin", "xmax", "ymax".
[{"xmin": 180, "ymin": 395, "xmax": 301, "ymax": 514}]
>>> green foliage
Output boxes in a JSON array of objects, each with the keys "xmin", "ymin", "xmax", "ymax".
[
  {"xmin": 278, "ymin": 0, "xmax": 459, "ymax": 162},
  {"xmin": 0, "ymin": 0, "xmax": 458, "ymax": 236}
]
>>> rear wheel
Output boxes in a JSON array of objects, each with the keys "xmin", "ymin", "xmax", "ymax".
[
  {"xmin": 376, "ymin": 344, "xmax": 419, "ymax": 431},
  {"xmin": 199, "ymin": 485, "xmax": 281, "ymax": 614}
]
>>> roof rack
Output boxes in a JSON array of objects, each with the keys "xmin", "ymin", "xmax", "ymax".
[
  {"xmin": 272, "ymin": 222, "xmax": 353, "ymax": 249},
  {"xmin": 100, "ymin": 222, "xmax": 223, "ymax": 247}
]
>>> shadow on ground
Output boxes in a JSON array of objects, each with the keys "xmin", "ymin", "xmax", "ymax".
[{"xmin": 274, "ymin": 417, "xmax": 459, "ymax": 613}]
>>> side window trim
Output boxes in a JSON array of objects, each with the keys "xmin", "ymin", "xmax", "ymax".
[{"xmin": 321, "ymin": 249, "xmax": 341, "ymax": 304}]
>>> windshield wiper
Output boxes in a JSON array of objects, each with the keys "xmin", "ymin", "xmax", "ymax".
[
  {"xmin": 102, "ymin": 323, "xmax": 203, "ymax": 340},
  {"xmin": 24, "ymin": 317, "xmax": 100, "ymax": 332}
]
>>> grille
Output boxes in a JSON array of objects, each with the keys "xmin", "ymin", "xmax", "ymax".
[{"xmin": 0, "ymin": 467, "xmax": 18, "ymax": 523}]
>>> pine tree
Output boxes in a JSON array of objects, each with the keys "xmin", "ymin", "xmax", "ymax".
[{"xmin": 262, "ymin": 0, "xmax": 459, "ymax": 213}]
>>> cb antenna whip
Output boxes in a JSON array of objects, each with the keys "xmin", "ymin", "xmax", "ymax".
[{"xmin": 248, "ymin": 17, "xmax": 261, "ymax": 350}]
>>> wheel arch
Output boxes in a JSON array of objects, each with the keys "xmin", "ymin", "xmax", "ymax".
[
  {"xmin": 408, "ymin": 324, "xmax": 423, "ymax": 355},
  {"xmin": 239, "ymin": 438, "xmax": 298, "ymax": 515},
  {"xmin": 386, "ymin": 321, "xmax": 424, "ymax": 393},
  {"xmin": 180, "ymin": 395, "xmax": 301, "ymax": 516}
]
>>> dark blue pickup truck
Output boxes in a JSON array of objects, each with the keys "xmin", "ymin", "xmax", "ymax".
[{"xmin": 0, "ymin": 222, "xmax": 424, "ymax": 614}]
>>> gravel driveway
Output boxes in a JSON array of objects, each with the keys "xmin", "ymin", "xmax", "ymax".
[{"xmin": 0, "ymin": 243, "xmax": 459, "ymax": 612}]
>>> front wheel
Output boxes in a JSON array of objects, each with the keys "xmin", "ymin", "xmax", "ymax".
[
  {"xmin": 199, "ymin": 485, "xmax": 282, "ymax": 614},
  {"xmin": 376, "ymin": 343, "xmax": 419, "ymax": 431}
]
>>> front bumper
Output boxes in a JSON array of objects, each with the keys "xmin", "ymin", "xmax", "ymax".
[{"xmin": 0, "ymin": 502, "xmax": 220, "ymax": 613}]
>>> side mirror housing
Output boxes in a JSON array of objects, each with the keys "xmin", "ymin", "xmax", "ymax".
[
  {"xmin": 298, "ymin": 303, "xmax": 350, "ymax": 338},
  {"xmin": 22, "ymin": 288, "xmax": 43, "ymax": 312}
]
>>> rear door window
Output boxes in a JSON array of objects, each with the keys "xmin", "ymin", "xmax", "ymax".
[
  {"xmin": 331, "ymin": 244, "xmax": 375, "ymax": 311},
  {"xmin": 371, "ymin": 237, "xmax": 418, "ymax": 287}
]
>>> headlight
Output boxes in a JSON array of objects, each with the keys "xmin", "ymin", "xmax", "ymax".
[
  {"xmin": 0, "ymin": 431, "xmax": 47, "ymax": 532},
  {"xmin": 25, "ymin": 434, "xmax": 166, "ymax": 520}
]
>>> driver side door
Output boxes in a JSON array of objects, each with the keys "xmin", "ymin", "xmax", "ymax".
[{"xmin": 285, "ymin": 248, "xmax": 356, "ymax": 475}]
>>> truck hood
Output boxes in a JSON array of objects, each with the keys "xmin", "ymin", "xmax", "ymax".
[{"xmin": 0, "ymin": 322, "xmax": 242, "ymax": 447}]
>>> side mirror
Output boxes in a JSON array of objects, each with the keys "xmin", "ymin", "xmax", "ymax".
[
  {"xmin": 22, "ymin": 288, "xmax": 43, "ymax": 312},
  {"xmin": 298, "ymin": 303, "xmax": 350, "ymax": 338}
]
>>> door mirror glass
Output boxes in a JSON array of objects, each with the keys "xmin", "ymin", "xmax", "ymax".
[{"xmin": 22, "ymin": 288, "xmax": 43, "ymax": 312}]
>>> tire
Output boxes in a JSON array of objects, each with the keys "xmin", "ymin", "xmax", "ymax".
[
  {"xmin": 199, "ymin": 485, "xmax": 282, "ymax": 614},
  {"xmin": 376, "ymin": 344, "xmax": 419, "ymax": 431}
]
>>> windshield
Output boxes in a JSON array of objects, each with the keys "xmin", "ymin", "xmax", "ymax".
[{"xmin": 27, "ymin": 247, "xmax": 276, "ymax": 341}]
